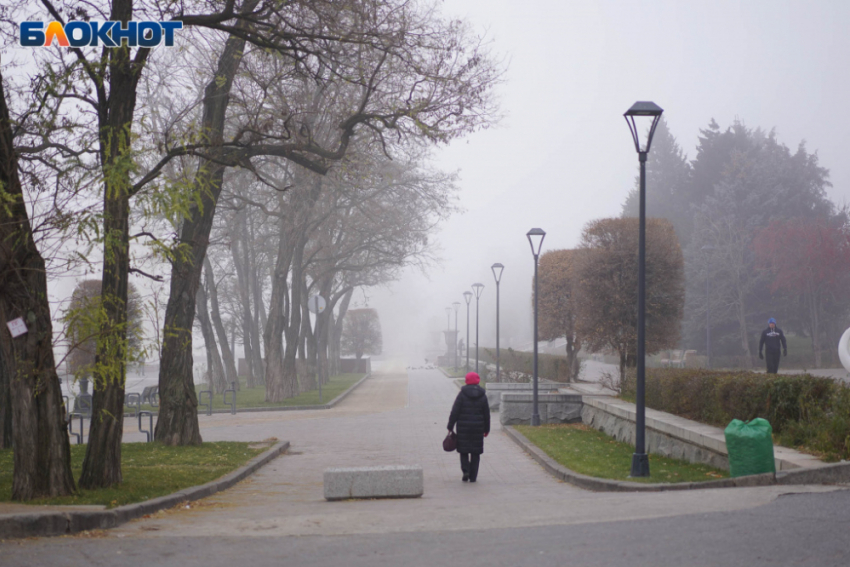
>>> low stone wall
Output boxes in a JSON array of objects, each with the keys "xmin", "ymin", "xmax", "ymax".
[
  {"xmin": 485, "ymin": 383, "xmax": 560, "ymax": 411},
  {"xmin": 340, "ymin": 357, "xmax": 371, "ymax": 374},
  {"xmin": 499, "ymin": 393, "xmax": 583, "ymax": 425},
  {"xmin": 581, "ymin": 402, "xmax": 729, "ymax": 470}
]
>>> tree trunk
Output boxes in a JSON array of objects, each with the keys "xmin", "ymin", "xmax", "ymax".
[
  {"xmin": 301, "ymin": 286, "xmax": 317, "ymax": 391},
  {"xmin": 264, "ymin": 195, "xmax": 297, "ymax": 402},
  {"xmin": 330, "ymin": 289, "xmax": 354, "ymax": 377},
  {"xmin": 247, "ymin": 218, "xmax": 265, "ymax": 387},
  {"xmin": 0, "ymin": 71, "xmax": 75, "ymax": 498},
  {"xmin": 205, "ymin": 257, "xmax": 238, "ymax": 388},
  {"xmin": 0, "ymin": 342, "xmax": 11, "ymax": 450},
  {"xmin": 80, "ymin": 0, "xmax": 145, "ymax": 488},
  {"xmin": 155, "ymin": 28, "xmax": 251, "ymax": 446},
  {"xmin": 315, "ymin": 277, "xmax": 334, "ymax": 385},
  {"xmin": 196, "ymin": 279, "xmax": 226, "ymax": 393},
  {"xmin": 232, "ymin": 215, "xmax": 256, "ymax": 389}
]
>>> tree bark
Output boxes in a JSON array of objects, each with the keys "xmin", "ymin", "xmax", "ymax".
[
  {"xmin": 196, "ymin": 278, "xmax": 226, "ymax": 393},
  {"xmin": 247, "ymin": 218, "xmax": 265, "ymax": 386},
  {"xmin": 205, "ymin": 257, "xmax": 238, "ymax": 388},
  {"xmin": 155, "ymin": 27, "xmax": 251, "ymax": 445},
  {"xmin": 330, "ymin": 289, "xmax": 354, "ymax": 376},
  {"xmin": 300, "ymin": 286, "xmax": 317, "ymax": 391},
  {"xmin": 0, "ymin": 338, "xmax": 11, "ymax": 449},
  {"xmin": 264, "ymin": 200, "xmax": 298, "ymax": 402},
  {"xmin": 0, "ymin": 69, "xmax": 76, "ymax": 499},
  {"xmin": 80, "ymin": 0, "xmax": 147, "ymax": 488},
  {"xmin": 231, "ymin": 215, "xmax": 256, "ymax": 389}
]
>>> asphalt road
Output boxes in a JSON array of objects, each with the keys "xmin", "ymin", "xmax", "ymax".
[{"xmin": 2, "ymin": 489, "xmax": 848, "ymax": 567}]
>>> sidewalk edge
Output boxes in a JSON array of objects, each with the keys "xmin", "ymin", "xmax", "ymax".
[{"xmin": 202, "ymin": 373, "xmax": 371, "ymax": 415}]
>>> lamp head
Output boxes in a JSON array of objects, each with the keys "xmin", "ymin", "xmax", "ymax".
[
  {"xmin": 472, "ymin": 283, "xmax": 484, "ymax": 299},
  {"xmin": 491, "ymin": 263, "xmax": 504, "ymax": 284},
  {"xmin": 452, "ymin": 301, "xmax": 461, "ymax": 313},
  {"xmin": 526, "ymin": 228, "xmax": 546, "ymax": 258},
  {"xmin": 624, "ymin": 101, "xmax": 663, "ymax": 154},
  {"xmin": 463, "ymin": 291, "xmax": 473, "ymax": 305}
]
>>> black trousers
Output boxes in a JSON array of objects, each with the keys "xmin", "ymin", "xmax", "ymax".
[
  {"xmin": 765, "ymin": 349, "xmax": 781, "ymax": 374},
  {"xmin": 460, "ymin": 453, "xmax": 481, "ymax": 481}
]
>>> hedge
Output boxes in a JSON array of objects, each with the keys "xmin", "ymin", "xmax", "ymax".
[{"xmin": 622, "ymin": 368, "xmax": 850, "ymax": 461}]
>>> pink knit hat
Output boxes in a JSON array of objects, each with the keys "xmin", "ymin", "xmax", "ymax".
[{"xmin": 465, "ymin": 372, "xmax": 480, "ymax": 385}]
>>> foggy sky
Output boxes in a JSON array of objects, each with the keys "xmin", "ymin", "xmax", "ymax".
[{"xmin": 368, "ymin": 0, "xmax": 850, "ymax": 359}]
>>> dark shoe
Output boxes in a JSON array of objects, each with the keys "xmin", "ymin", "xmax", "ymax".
[
  {"xmin": 462, "ymin": 474, "xmax": 469, "ymax": 482},
  {"xmin": 469, "ymin": 478, "xmax": 477, "ymax": 483}
]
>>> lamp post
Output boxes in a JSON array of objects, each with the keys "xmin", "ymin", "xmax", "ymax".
[
  {"xmin": 527, "ymin": 228, "xmax": 546, "ymax": 426},
  {"xmin": 444, "ymin": 307, "xmax": 452, "ymax": 370},
  {"xmin": 453, "ymin": 301, "xmax": 461, "ymax": 371},
  {"xmin": 463, "ymin": 291, "xmax": 473, "ymax": 371},
  {"xmin": 701, "ymin": 245, "xmax": 716, "ymax": 369},
  {"xmin": 472, "ymin": 283, "xmax": 484, "ymax": 373},
  {"xmin": 491, "ymin": 263, "xmax": 504, "ymax": 382},
  {"xmin": 624, "ymin": 101, "xmax": 664, "ymax": 477}
]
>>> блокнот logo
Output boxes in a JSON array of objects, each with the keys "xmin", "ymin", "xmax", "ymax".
[{"xmin": 19, "ymin": 21, "xmax": 183, "ymax": 47}]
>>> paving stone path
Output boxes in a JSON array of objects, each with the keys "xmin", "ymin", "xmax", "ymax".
[{"xmin": 100, "ymin": 359, "xmax": 834, "ymax": 539}]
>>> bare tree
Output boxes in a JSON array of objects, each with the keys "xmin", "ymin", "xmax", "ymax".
[{"xmin": 342, "ymin": 309, "xmax": 382, "ymax": 360}]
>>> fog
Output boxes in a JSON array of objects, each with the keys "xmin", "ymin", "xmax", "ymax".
[{"xmin": 367, "ymin": 0, "xmax": 850, "ymax": 360}]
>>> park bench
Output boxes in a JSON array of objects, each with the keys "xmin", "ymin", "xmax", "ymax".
[
  {"xmin": 324, "ymin": 465, "xmax": 424, "ymax": 500},
  {"xmin": 66, "ymin": 393, "xmax": 92, "ymax": 445}
]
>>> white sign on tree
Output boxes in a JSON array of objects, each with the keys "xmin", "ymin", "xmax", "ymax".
[{"xmin": 6, "ymin": 317, "xmax": 28, "ymax": 338}]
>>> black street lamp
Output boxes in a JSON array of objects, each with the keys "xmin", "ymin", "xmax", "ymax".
[
  {"xmin": 491, "ymin": 263, "xmax": 504, "ymax": 382},
  {"xmin": 472, "ymin": 283, "xmax": 484, "ymax": 373},
  {"xmin": 527, "ymin": 228, "xmax": 546, "ymax": 426},
  {"xmin": 463, "ymin": 291, "xmax": 473, "ymax": 371},
  {"xmin": 701, "ymin": 245, "xmax": 716, "ymax": 369},
  {"xmin": 452, "ymin": 301, "xmax": 461, "ymax": 371},
  {"xmin": 624, "ymin": 100, "xmax": 664, "ymax": 477}
]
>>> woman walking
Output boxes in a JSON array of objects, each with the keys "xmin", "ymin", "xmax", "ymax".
[{"xmin": 447, "ymin": 371, "xmax": 490, "ymax": 482}]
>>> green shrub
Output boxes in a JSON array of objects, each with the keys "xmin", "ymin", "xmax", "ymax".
[{"xmin": 622, "ymin": 367, "xmax": 850, "ymax": 461}]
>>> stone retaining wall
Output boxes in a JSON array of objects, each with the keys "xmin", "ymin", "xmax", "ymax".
[
  {"xmin": 499, "ymin": 393, "xmax": 583, "ymax": 425},
  {"xmin": 580, "ymin": 402, "xmax": 729, "ymax": 470}
]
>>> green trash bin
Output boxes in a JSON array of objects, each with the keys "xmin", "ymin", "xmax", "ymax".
[{"xmin": 724, "ymin": 418, "xmax": 776, "ymax": 477}]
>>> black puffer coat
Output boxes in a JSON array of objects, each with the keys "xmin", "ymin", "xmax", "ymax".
[{"xmin": 447, "ymin": 384, "xmax": 491, "ymax": 454}]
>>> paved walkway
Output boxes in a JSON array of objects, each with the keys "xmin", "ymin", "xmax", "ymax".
[{"xmin": 81, "ymin": 359, "xmax": 835, "ymax": 540}]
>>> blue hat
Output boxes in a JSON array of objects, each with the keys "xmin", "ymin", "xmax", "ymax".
[{"xmin": 768, "ymin": 317, "xmax": 776, "ymax": 324}]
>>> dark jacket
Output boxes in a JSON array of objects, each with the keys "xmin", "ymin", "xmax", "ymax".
[
  {"xmin": 448, "ymin": 384, "xmax": 491, "ymax": 454},
  {"xmin": 759, "ymin": 326, "xmax": 787, "ymax": 353}
]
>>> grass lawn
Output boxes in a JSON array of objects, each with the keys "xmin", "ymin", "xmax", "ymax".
[
  {"xmin": 515, "ymin": 423, "xmax": 729, "ymax": 484},
  {"xmin": 0, "ymin": 442, "xmax": 267, "ymax": 508},
  {"xmin": 194, "ymin": 372, "xmax": 364, "ymax": 410},
  {"xmin": 130, "ymin": 373, "xmax": 366, "ymax": 413}
]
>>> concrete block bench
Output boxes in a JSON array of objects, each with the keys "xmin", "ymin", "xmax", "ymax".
[{"xmin": 324, "ymin": 465, "xmax": 424, "ymax": 501}]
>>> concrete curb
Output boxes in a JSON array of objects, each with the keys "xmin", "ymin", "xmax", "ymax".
[
  {"xmin": 199, "ymin": 372, "xmax": 372, "ymax": 415},
  {"xmin": 0, "ymin": 440, "xmax": 290, "ymax": 540},
  {"xmin": 438, "ymin": 367, "xmax": 464, "ymax": 379},
  {"xmin": 503, "ymin": 425, "xmax": 778, "ymax": 492}
]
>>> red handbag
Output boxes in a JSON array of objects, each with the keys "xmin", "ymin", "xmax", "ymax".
[{"xmin": 443, "ymin": 431, "xmax": 457, "ymax": 452}]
